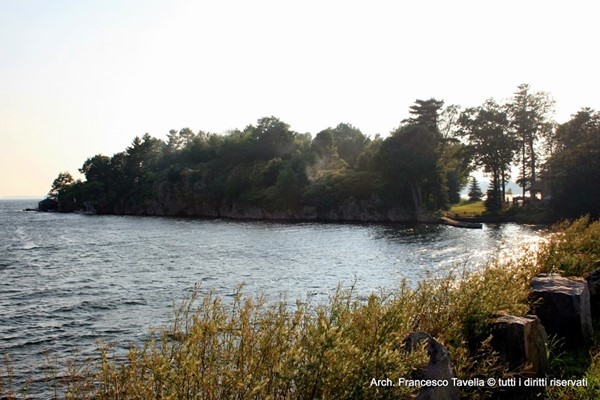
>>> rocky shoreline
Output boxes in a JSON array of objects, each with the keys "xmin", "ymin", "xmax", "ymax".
[{"xmin": 407, "ymin": 272, "xmax": 600, "ymax": 399}]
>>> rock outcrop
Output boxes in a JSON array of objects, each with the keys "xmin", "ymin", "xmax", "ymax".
[
  {"xmin": 403, "ymin": 331, "xmax": 459, "ymax": 400},
  {"xmin": 490, "ymin": 314, "xmax": 548, "ymax": 375},
  {"xmin": 109, "ymin": 180, "xmax": 418, "ymax": 222},
  {"xmin": 530, "ymin": 273, "xmax": 593, "ymax": 348},
  {"xmin": 586, "ymin": 268, "xmax": 600, "ymax": 319}
]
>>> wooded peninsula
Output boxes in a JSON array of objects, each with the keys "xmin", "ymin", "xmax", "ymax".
[{"xmin": 47, "ymin": 84, "xmax": 599, "ymax": 221}]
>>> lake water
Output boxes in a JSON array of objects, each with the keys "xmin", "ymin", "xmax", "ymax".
[{"xmin": 0, "ymin": 199, "xmax": 545, "ymax": 396}]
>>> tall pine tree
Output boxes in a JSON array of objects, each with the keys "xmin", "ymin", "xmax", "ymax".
[{"xmin": 468, "ymin": 177, "xmax": 483, "ymax": 201}]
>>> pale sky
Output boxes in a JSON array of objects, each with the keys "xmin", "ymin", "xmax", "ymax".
[{"xmin": 1, "ymin": 0, "xmax": 598, "ymax": 197}]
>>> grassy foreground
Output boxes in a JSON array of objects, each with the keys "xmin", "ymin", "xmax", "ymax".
[{"xmin": 2, "ymin": 217, "xmax": 600, "ymax": 399}]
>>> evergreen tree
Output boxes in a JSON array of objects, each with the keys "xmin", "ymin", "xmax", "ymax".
[
  {"xmin": 404, "ymin": 99, "xmax": 452, "ymax": 208},
  {"xmin": 467, "ymin": 177, "xmax": 483, "ymax": 202},
  {"xmin": 406, "ymin": 98, "xmax": 445, "ymax": 136}
]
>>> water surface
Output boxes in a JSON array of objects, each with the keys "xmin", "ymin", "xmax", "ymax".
[{"xmin": 0, "ymin": 199, "xmax": 545, "ymax": 395}]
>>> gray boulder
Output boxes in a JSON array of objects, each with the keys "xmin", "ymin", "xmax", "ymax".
[
  {"xmin": 530, "ymin": 273, "xmax": 593, "ymax": 347},
  {"xmin": 403, "ymin": 331, "xmax": 459, "ymax": 400},
  {"xmin": 585, "ymin": 268, "xmax": 600, "ymax": 319},
  {"xmin": 490, "ymin": 314, "xmax": 548, "ymax": 375}
]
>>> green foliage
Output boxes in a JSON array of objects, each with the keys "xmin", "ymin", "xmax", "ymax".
[
  {"xmin": 48, "ymin": 172, "xmax": 83, "ymax": 212},
  {"xmin": 405, "ymin": 98, "xmax": 445, "ymax": 135},
  {"xmin": 506, "ymin": 83, "xmax": 555, "ymax": 196},
  {"xmin": 224, "ymin": 163, "xmax": 256, "ymax": 201},
  {"xmin": 48, "ymin": 86, "xmax": 594, "ymax": 219},
  {"xmin": 247, "ymin": 116, "xmax": 297, "ymax": 160},
  {"xmin": 48, "ymin": 171, "xmax": 75, "ymax": 200},
  {"xmin": 166, "ymin": 127, "xmax": 196, "ymax": 152},
  {"xmin": 376, "ymin": 124, "xmax": 441, "ymax": 213},
  {"xmin": 437, "ymin": 104, "xmax": 472, "ymax": 204},
  {"xmin": 449, "ymin": 200, "xmax": 485, "ymax": 217},
  {"xmin": 542, "ymin": 334, "xmax": 600, "ymax": 400},
  {"xmin": 458, "ymin": 99, "xmax": 516, "ymax": 211},
  {"xmin": 467, "ymin": 177, "xmax": 483, "ymax": 202},
  {"xmin": 484, "ymin": 189, "xmax": 502, "ymax": 212},
  {"xmin": 78, "ymin": 155, "xmax": 111, "ymax": 182},
  {"xmin": 355, "ymin": 135, "xmax": 383, "ymax": 171},
  {"xmin": 546, "ymin": 109, "xmax": 600, "ymax": 219},
  {"xmin": 537, "ymin": 216, "xmax": 600, "ymax": 277},
  {"xmin": 309, "ymin": 129, "xmax": 348, "ymax": 176},
  {"xmin": 10, "ymin": 258, "xmax": 540, "ymax": 399},
  {"xmin": 328, "ymin": 123, "xmax": 369, "ymax": 168},
  {"xmin": 301, "ymin": 170, "xmax": 383, "ymax": 214},
  {"xmin": 54, "ymin": 113, "xmax": 472, "ymax": 217},
  {"xmin": 125, "ymin": 133, "xmax": 165, "ymax": 182},
  {"xmin": 265, "ymin": 165, "xmax": 304, "ymax": 209},
  {"xmin": 445, "ymin": 168, "xmax": 464, "ymax": 204}
]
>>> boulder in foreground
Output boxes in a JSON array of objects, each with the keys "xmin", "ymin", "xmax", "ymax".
[
  {"xmin": 490, "ymin": 314, "xmax": 548, "ymax": 375},
  {"xmin": 403, "ymin": 331, "xmax": 459, "ymax": 400},
  {"xmin": 530, "ymin": 273, "xmax": 593, "ymax": 348}
]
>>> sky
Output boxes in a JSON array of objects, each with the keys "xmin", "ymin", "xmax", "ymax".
[{"xmin": 1, "ymin": 0, "xmax": 599, "ymax": 198}]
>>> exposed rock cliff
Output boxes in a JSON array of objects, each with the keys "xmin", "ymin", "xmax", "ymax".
[{"xmin": 109, "ymin": 179, "xmax": 420, "ymax": 222}]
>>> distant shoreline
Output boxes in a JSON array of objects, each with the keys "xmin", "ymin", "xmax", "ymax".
[{"xmin": 0, "ymin": 197, "xmax": 43, "ymax": 200}]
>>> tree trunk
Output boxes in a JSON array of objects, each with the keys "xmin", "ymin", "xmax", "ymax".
[
  {"xmin": 500, "ymin": 170, "xmax": 506, "ymax": 206},
  {"xmin": 522, "ymin": 140, "xmax": 526, "ymax": 198},
  {"xmin": 530, "ymin": 137, "xmax": 537, "ymax": 200},
  {"xmin": 410, "ymin": 183, "xmax": 423, "ymax": 221}
]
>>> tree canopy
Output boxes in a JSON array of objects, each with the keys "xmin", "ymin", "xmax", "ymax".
[
  {"xmin": 468, "ymin": 178, "xmax": 483, "ymax": 202},
  {"xmin": 47, "ymin": 84, "xmax": 597, "ymax": 220},
  {"xmin": 545, "ymin": 109, "xmax": 600, "ymax": 218},
  {"xmin": 507, "ymin": 84, "xmax": 555, "ymax": 197},
  {"xmin": 459, "ymin": 99, "xmax": 517, "ymax": 211}
]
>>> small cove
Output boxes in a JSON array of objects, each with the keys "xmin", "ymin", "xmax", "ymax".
[{"xmin": 0, "ymin": 199, "xmax": 545, "ymax": 396}]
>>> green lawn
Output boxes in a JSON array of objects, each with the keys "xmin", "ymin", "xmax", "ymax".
[{"xmin": 448, "ymin": 200, "xmax": 485, "ymax": 217}]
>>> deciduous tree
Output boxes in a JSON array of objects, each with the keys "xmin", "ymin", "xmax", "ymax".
[
  {"xmin": 459, "ymin": 99, "xmax": 517, "ymax": 211},
  {"xmin": 545, "ymin": 108, "xmax": 600, "ymax": 218},
  {"xmin": 377, "ymin": 124, "xmax": 441, "ymax": 217},
  {"xmin": 49, "ymin": 172, "xmax": 75, "ymax": 200}
]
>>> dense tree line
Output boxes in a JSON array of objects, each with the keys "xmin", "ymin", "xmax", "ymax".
[
  {"xmin": 49, "ymin": 84, "xmax": 599, "ymax": 219},
  {"xmin": 545, "ymin": 109, "xmax": 600, "ymax": 218}
]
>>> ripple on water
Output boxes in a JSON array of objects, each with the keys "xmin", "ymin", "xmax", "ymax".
[{"xmin": 0, "ymin": 200, "xmax": 547, "ymax": 397}]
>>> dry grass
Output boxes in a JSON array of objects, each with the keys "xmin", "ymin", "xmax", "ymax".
[
  {"xmin": 3, "ymin": 260, "xmax": 539, "ymax": 400},
  {"xmin": 73, "ymin": 285, "xmax": 430, "ymax": 400}
]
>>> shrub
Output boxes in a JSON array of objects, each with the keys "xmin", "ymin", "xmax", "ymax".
[
  {"xmin": 72, "ymin": 286, "xmax": 428, "ymax": 400},
  {"xmin": 537, "ymin": 216, "xmax": 600, "ymax": 276},
  {"xmin": 22, "ymin": 258, "xmax": 542, "ymax": 400}
]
